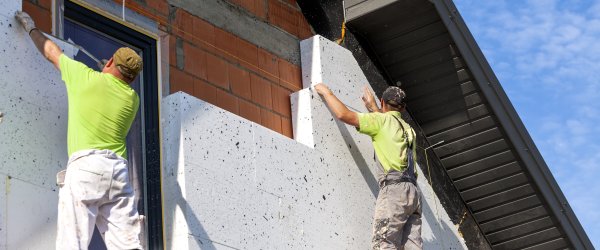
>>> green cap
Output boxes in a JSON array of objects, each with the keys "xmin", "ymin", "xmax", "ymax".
[{"xmin": 113, "ymin": 47, "xmax": 142, "ymax": 79}]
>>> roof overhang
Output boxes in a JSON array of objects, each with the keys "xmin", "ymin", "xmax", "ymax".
[{"xmin": 345, "ymin": 0, "xmax": 593, "ymax": 249}]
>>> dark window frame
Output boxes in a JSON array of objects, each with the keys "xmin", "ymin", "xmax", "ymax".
[{"xmin": 64, "ymin": 1, "xmax": 163, "ymax": 249}]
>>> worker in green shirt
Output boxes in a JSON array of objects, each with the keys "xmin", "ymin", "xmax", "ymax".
[
  {"xmin": 315, "ymin": 83, "xmax": 422, "ymax": 249},
  {"xmin": 16, "ymin": 11, "xmax": 144, "ymax": 249}
]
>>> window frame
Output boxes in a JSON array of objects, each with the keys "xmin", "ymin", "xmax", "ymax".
[{"xmin": 63, "ymin": 1, "xmax": 164, "ymax": 249}]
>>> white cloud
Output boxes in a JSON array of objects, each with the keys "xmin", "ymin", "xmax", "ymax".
[{"xmin": 455, "ymin": 0, "xmax": 600, "ymax": 244}]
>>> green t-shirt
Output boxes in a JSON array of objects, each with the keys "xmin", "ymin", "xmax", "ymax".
[
  {"xmin": 59, "ymin": 54, "xmax": 139, "ymax": 158},
  {"xmin": 357, "ymin": 111, "xmax": 417, "ymax": 173}
]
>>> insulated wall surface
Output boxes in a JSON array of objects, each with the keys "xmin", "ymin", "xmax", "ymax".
[
  {"xmin": 0, "ymin": 1, "xmax": 78, "ymax": 249},
  {"xmin": 162, "ymin": 35, "xmax": 468, "ymax": 249}
]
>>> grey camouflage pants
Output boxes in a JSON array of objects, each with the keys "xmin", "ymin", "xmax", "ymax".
[{"xmin": 372, "ymin": 182, "xmax": 422, "ymax": 250}]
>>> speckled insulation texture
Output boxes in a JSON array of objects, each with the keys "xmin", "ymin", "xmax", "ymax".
[
  {"xmin": 0, "ymin": 1, "xmax": 78, "ymax": 249},
  {"xmin": 161, "ymin": 36, "xmax": 467, "ymax": 249}
]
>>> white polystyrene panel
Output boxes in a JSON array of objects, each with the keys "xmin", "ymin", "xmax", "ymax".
[
  {"xmin": 0, "ymin": 175, "xmax": 6, "ymax": 250},
  {"xmin": 0, "ymin": 1, "xmax": 77, "ymax": 250},
  {"xmin": 0, "ymin": 96, "xmax": 66, "ymax": 188},
  {"xmin": 2, "ymin": 16, "xmax": 69, "ymax": 116},
  {"xmin": 162, "ymin": 35, "xmax": 467, "ymax": 249},
  {"xmin": 187, "ymin": 234, "xmax": 238, "ymax": 250},
  {"xmin": 300, "ymin": 36, "xmax": 372, "ymax": 112},
  {"xmin": 417, "ymin": 167, "xmax": 467, "ymax": 249},
  {"xmin": 6, "ymin": 177, "xmax": 58, "ymax": 250},
  {"xmin": 160, "ymin": 95, "xmax": 189, "ymax": 249},
  {"xmin": 0, "ymin": 0, "xmax": 20, "ymax": 19},
  {"xmin": 290, "ymin": 89, "xmax": 314, "ymax": 147}
]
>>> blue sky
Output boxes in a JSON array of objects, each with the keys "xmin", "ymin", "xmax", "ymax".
[{"xmin": 454, "ymin": 0, "xmax": 600, "ymax": 247}]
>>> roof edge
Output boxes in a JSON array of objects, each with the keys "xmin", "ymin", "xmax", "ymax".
[{"xmin": 431, "ymin": 0, "xmax": 594, "ymax": 248}]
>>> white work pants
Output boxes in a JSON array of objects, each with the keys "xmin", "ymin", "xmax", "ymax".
[{"xmin": 56, "ymin": 149, "xmax": 142, "ymax": 250}]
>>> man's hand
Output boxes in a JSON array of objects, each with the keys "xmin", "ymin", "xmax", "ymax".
[
  {"xmin": 314, "ymin": 83, "xmax": 333, "ymax": 96},
  {"xmin": 362, "ymin": 85, "xmax": 380, "ymax": 113},
  {"xmin": 15, "ymin": 11, "xmax": 36, "ymax": 34}
]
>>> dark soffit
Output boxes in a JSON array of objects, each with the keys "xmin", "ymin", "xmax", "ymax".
[{"xmin": 345, "ymin": 0, "xmax": 593, "ymax": 249}]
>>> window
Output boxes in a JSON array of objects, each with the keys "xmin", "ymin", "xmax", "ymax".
[{"xmin": 63, "ymin": 1, "xmax": 162, "ymax": 248}]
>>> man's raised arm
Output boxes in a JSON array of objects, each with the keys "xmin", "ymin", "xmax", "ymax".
[
  {"xmin": 15, "ymin": 11, "xmax": 63, "ymax": 70},
  {"xmin": 314, "ymin": 83, "xmax": 360, "ymax": 127}
]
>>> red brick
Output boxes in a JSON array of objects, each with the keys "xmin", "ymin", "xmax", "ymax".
[
  {"xmin": 281, "ymin": 117, "xmax": 293, "ymax": 138},
  {"xmin": 237, "ymin": 38, "xmax": 259, "ymax": 70},
  {"xmin": 147, "ymin": 0, "xmax": 169, "ymax": 17},
  {"xmin": 271, "ymin": 85, "xmax": 291, "ymax": 117},
  {"xmin": 23, "ymin": 1, "xmax": 51, "ymax": 33},
  {"xmin": 260, "ymin": 109, "xmax": 282, "ymax": 133},
  {"xmin": 184, "ymin": 43, "xmax": 207, "ymax": 79},
  {"xmin": 267, "ymin": 0, "xmax": 281, "ymax": 24},
  {"xmin": 254, "ymin": 0, "xmax": 267, "ymax": 19},
  {"xmin": 250, "ymin": 74, "xmax": 272, "ymax": 109},
  {"xmin": 268, "ymin": 0, "xmax": 299, "ymax": 36},
  {"xmin": 123, "ymin": 0, "xmax": 145, "ymax": 13},
  {"xmin": 206, "ymin": 53, "xmax": 229, "ymax": 89},
  {"xmin": 239, "ymin": 99, "xmax": 261, "ymax": 124},
  {"xmin": 298, "ymin": 15, "xmax": 314, "ymax": 40},
  {"xmin": 229, "ymin": 65, "xmax": 252, "ymax": 100},
  {"xmin": 174, "ymin": 9, "xmax": 194, "ymax": 41},
  {"xmin": 170, "ymin": 67, "xmax": 194, "ymax": 95},
  {"xmin": 257, "ymin": 49, "xmax": 279, "ymax": 83},
  {"xmin": 238, "ymin": 0, "xmax": 256, "ymax": 13},
  {"xmin": 37, "ymin": 0, "xmax": 52, "ymax": 10},
  {"xmin": 278, "ymin": 58, "xmax": 302, "ymax": 90},
  {"xmin": 169, "ymin": 36, "xmax": 177, "ymax": 67},
  {"xmin": 193, "ymin": 17, "xmax": 215, "ymax": 47},
  {"xmin": 215, "ymin": 28, "xmax": 238, "ymax": 63},
  {"xmin": 194, "ymin": 78, "xmax": 217, "ymax": 105},
  {"xmin": 216, "ymin": 89, "xmax": 239, "ymax": 114},
  {"xmin": 282, "ymin": 0, "xmax": 297, "ymax": 6}
]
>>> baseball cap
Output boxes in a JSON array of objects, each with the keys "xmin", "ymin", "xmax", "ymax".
[
  {"xmin": 113, "ymin": 47, "xmax": 143, "ymax": 79},
  {"xmin": 382, "ymin": 86, "xmax": 406, "ymax": 108}
]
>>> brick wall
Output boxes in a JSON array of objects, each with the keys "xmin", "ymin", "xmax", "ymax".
[
  {"xmin": 22, "ymin": 0, "xmax": 52, "ymax": 33},
  {"xmin": 22, "ymin": 0, "xmax": 314, "ymax": 138}
]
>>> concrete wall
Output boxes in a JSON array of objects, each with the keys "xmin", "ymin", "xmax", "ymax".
[
  {"xmin": 0, "ymin": 1, "xmax": 78, "ymax": 249},
  {"xmin": 162, "ymin": 35, "xmax": 467, "ymax": 249}
]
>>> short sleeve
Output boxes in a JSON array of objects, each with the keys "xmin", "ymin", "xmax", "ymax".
[
  {"xmin": 59, "ymin": 54, "xmax": 96, "ymax": 88},
  {"xmin": 357, "ymin": 112, "xmax": 384, "ymax": 137}
]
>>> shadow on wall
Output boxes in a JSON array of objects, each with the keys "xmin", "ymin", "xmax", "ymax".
[
  {"xmin": 325, "ymin": 98, "xmax": 379, "ymax": 197},
  {"xmin": 173, "ymin": 183, "xmax": 218, "ymax": 249},
  {"xmin": 163, "ymin": 107, "xmax": 217, "ymax": 250},
  {"xmin": 420, "ymin": 185, "xmax": 464, "ymax": 249}
]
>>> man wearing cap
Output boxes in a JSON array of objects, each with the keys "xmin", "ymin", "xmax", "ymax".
[
  {"xmin": 314, "ymin": 83, "xmax": 422, "ymax": 250},
  {"xmin": 15, "ymin": 11, "xmax": 144, "ymax": 249}
]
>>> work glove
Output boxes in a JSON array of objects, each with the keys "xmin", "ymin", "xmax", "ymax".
[{"xmin": 15, "ymin": 11, "xmax": 36, "ymax": 34}]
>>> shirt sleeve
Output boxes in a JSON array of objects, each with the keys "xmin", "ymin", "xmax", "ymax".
[
  {"xmin": 59, "ymin": 54, "xmax": 96, "ymax": 88},
  {"xmin": 357, "ymin": 112, "xmax": 384, "ymax": 137}
]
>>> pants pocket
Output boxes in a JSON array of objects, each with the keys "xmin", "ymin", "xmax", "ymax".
[
  {"xmin": 56, "ymin": 169, "xmax": 66, "ymax": 187},
  {"xmin": 70, "ymin": 158, "xmax": 107, "ymax": 201}
]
